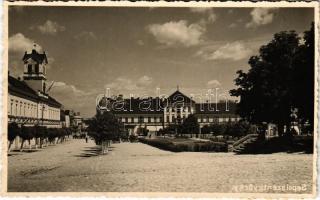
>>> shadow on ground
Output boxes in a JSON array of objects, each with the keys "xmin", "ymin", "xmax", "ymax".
[{"xmin": 75, "ymin": 146, "xmax": 114, "ymax": 157}]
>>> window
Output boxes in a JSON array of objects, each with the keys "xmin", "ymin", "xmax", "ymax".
[
  {"xmin": 27, "ymin": 64, "xmax": 32, "ymax": 73},
  {"xmin": 197, "ymin": 118, "xmax": 201, "ymax": 123},
  {"xmin": 35, "ymin": 64, "xmax": 39, "ymax": 73},
  {"xmin": 9, "ymin": 103, "xmax": 12, "ymax": 115},
  {"xmin": 166, "ymin": 116, "xmax": 170, "ymax": 123}
]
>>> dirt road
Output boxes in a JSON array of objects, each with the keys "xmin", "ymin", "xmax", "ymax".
[{"xmin": 8, "ymin": 139, "xmax": 313, "ymax": 193}]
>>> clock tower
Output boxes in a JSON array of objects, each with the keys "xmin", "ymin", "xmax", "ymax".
[{"xmin": 22, "ymin": 45, "xmax": 48, "ymax": 94}]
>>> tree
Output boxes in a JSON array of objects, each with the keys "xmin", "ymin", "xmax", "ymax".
[
  {"xmin": 181, "ymin": 114, "xmax": 199, "ymax": 135},
  {"xmin": 210, "ymin": 123, "xmax": 226, "ymax": 136},
  {"xmin": 34, "ymin": 125, "xmax": 47, "ymax": 148},
  {"xmin": 292, "ymin": 23, "xmax": 314, "ymax": 130},
  {"xmin": 20, "ymin": 125, "xmax": 34, "ymax": 151},
  {"xmin": 47, "ymin": 128, "xmax": 58, "ymax": 144},
  {"xmin": 224, "ymin": 121, "xmax": 256, "ymax": 137},
  {"xmin": 8, "ymin": 122, "xmax": 20, "ymax": 151},
  {"xmin": 230, "ymin": 30, "xmax": 301, "ymax": 136},
  {"xmin": 87, "ymin": 111, "xmax": 123, "ymax": 153}
]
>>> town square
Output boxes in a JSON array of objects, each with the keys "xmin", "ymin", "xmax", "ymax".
[{"xmin": 5, "ymin": 2, "xmax": 317, "ymax": 196}]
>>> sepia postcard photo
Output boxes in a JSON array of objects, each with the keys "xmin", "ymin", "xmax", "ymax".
[{"xmin": 1, "ymin": 1, "xmax": 318, "ymax": 198}]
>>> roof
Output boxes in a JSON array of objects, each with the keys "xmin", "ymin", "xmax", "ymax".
[
  {"xmin": 22, "ymin": 49, "xmax": 48, "ymax": 64},
  {"xmin": 9, "ymin": 75, "xmax": 39, "ymax": 100},
  {"xmin": 8, "ymin": 75, "xmax": 61, "ymax": 108},
  {"xmin": 167, "ymin": 90, "xmax": 195, "ymax": 105}
]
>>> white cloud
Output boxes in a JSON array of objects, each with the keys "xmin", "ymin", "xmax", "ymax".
[
  {"xmin": 246, "ymin": 8, "xmax": 278, "ymax": 28},
  {"xmin": 137, "ymin": 75, "xmax": 153, "ymax": 87},
  {"xmin": 51, "ymin": 81, "xmax": 88, "ymax": 97},
  {"xmin": 207, "ymin": 80, "xmax": 221, "ymax": 88},
  {"xmin": 137, "ymin": 40, "xmax": 144, "ymax": 46},
  {"xmin": 34, "ymin": 20, "xmax": 65, "ymax": 35},
  {"xmin": 147, "ymin": 20, "xmax": 206, "ymax": 47},
  {"xmin": 9, "ymin": 33, "xmax": 42, "ymax": 53},
  {"xmin": 49, "ymin": 81, "xmax": 98, "ymax": 116},
  {"xmin": 190, "ymin": 7, "xmax": 216, "ymax": 24},
  {"xmin": 196, "ymin": 41, "xmax": 252, "ymax": 61},
  {"xmin": 190, "ymin": 7, "xmax": 213, "ymax": 13},
  {"xmin": 105, "ymin": 76, "xmax": 154, "ymax": 94},
  {"xmin": 74, "ymin": 31, "xmax": 97, "ymax": 41},
  {"xmin": 228, "ymin": 23, "xmax": 237, "ymax": 28}
]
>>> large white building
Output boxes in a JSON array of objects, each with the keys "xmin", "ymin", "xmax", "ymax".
[
  {"xmin": 98, "ymin": 89, "xmax": 240, "ymax": 135},
  {"xmin": 8, "ymin": 48, "xmax": 62, "ymax": 128}
]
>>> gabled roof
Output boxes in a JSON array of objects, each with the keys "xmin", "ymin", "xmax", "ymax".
[
  {"xmin": 8, "ymin": 75, "xmax": 61, "ymax": 108},
  {"xmin": 167, "ymin": 90, "xmax": 195, "ymax": 105},
  {"xmin": 22, "ymin": 49, "xmax": 48, "ymax": 64}
]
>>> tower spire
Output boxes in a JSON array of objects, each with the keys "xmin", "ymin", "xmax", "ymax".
[{"xmin": 177, "ymin": 85, "xmax": 179, "ymax": 91}]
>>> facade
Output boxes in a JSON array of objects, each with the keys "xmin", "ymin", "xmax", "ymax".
[
  {"xmin": 8, "ymin": 48, "xmax": 62, "ymax": 128},
  {"xmin": 67, "ymin": 110, "xmax": 84, "ymax": 135},
  {"xmin": 61, "ymin": 110, "xmax": 71, "ymax": 128},
  {"xmin": 98, "ymin": 90, "xmax": 240, "ymax": 135}
]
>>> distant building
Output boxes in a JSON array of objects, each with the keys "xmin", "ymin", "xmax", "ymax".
[
  {"xmin": 67, "ymin": 110, "xmax": 84, "ymax": 135},
  {"xmin": 8, "ymin": 48, "xmax": 62, "ymax": 128},
  {"xmin": 61, "ymin": 110, "xmax": 71, "ymax": 128},
  {"xmin": 98, "ymin": 89, "xmax": 240, "ymax": 135}
]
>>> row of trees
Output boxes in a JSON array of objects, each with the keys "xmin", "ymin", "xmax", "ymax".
[
  {"xmin": 201, "ymin": 121, "xmax": 256, "ymax": 137},
  {"xmin": 158, "ymin": 114, "xmax": 256, "ymax": 138},
  {"xmin": 8, "ymin": 122, "xmax": 72, "ymax": 151},
  {"xmin": 230, "ymin": 23, "xmax": 314, "ymax": 135},
  {"xmin": 158, "ymin": 114, "xmax": 200, "ymax": 136}
]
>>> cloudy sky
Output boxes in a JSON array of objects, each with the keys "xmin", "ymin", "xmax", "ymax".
[{"xmin": 8, "ymin": 6, "xmax": 314, "ymax": 117}]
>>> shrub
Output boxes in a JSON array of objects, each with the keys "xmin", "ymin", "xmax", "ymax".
[{"xmin": 129, "ymin": 134, "xmax": 138, "ymax": 142}]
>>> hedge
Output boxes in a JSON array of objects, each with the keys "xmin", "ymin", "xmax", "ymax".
[{"xmin": 139, "ymin": 137, "xmax": 227, "ymax": 152}]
